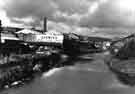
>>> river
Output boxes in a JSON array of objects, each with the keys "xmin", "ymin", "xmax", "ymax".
[{"xmin": 1, "ymin": 52, "xmax": 135, "ymax": 94}]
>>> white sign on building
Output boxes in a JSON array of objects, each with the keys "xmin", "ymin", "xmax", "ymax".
[
  {"xmin": 33, "ymin": 34, "xmax": 63, "ymax": 43},
  {"xmin": 25, "ymin": 33, "xmax": 64, "ymax": 44}
]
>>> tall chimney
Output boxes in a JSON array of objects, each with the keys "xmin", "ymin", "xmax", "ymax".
[
  {"xmin": 43, "ymin": 17, "xmax": 47, "ymax": 33},
  {"xmin": 0, "ymin": 20, "xmax": 2, "ymax": 43}
]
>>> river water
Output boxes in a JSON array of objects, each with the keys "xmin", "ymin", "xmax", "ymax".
[{"xmin": 1, "ymin": 52, "xmax": 135, "ymax": 94}]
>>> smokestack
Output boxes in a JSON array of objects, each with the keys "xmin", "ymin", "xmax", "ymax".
[
  {"xmin": 0, "ymin": 20, "xmax": 2, "ymax": 43},
  {"xmin": 43, "ymin": 17, "xmax": 47, "ymax": 33}
]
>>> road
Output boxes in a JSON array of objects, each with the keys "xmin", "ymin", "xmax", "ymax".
[{"xmin": 1, "ymin": 52, "xmax": 135, "ymax": 94}]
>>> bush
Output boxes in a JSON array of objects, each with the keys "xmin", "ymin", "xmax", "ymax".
[{"xmin": 116, "ymin": 38, "xmax": 135, "ymax": 59}]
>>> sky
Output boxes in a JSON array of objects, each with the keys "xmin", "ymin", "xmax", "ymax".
[{"xmin": 0, "ymin": 0, "xmax": 135, "ymax": 38}]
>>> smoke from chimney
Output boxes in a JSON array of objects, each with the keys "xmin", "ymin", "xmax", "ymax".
[{"xmin": 43, "ymin": 17, "xmax": 47, "ymax": 33}]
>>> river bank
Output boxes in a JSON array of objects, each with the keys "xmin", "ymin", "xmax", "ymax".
[{"xmin": 1, "ymin": 52, "xmax": 133, "ymax": 94}]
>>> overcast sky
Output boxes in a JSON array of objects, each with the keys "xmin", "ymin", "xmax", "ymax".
[{"xmin": 0, "ymin": 0, "xmax": 135, "ymax": 37}]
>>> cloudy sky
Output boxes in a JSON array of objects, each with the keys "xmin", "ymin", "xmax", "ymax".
[{"xmin": 0, "ymin": 0, "xmax": 135, "ymax": 38}]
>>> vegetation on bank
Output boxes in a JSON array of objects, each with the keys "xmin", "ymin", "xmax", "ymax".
[{"xmin": 108, "ymin": 35, "xmax": 135, "ymax": 86}]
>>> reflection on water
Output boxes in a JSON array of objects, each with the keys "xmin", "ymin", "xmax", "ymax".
[
  {"xmin": 2, "ymin": 64, "xmax": 134, "ymax": 94},
  {"xmin": 1, "ymin": 53, "xmax": 135, "ymax": 94},
  {"xmin": 42, "ymin": 68, "xmax": 63, "ymax": 78}
]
